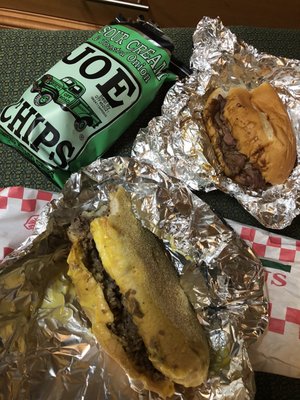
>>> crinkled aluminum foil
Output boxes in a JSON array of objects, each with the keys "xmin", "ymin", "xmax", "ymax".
[
  {"xmin": 0, "ymin": 157, "xmax": 268, "ymax": 400},
  {"xmin": 132, "ymin": 16, "xmax": 300, "ymax": 229}
]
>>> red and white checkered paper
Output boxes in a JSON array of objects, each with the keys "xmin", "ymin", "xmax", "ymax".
[
  {"xmin": 0, "ymin": 187, "xmax": 299, "ymax": 379},
  {"xmin": 0, "ymin": 187, "xmax": 58, "ymax": 260},
  {"xmin": 228, "ymin": 220, "xmax": 300, "ymax": 379}
]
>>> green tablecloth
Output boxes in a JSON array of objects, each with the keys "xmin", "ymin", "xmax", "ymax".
[{"xmin": 0, "ymin": 26, "xmax": 300, "ymax": 400}]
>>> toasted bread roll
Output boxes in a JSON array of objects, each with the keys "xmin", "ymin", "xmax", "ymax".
[
  {"xmin": 67, "ymin": 187, "xmax": 209, "ymax": 398},
  {"xmin": 203, "ymin": 82, "xmax": 296, "ymax": 189}
]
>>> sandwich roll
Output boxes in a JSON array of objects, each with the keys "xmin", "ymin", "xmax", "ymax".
[
  {"xmin": 203, "ymin": 82, "xmax": 296, "ymax": 189},
  {"xmin": 67, "ymin": 187, "xmax": 209, "ymax": 398}
]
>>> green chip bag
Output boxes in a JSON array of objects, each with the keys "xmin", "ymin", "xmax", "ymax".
[{"xmin": 0, "ymin": 21, "xmax": 183, "ymax": 187}]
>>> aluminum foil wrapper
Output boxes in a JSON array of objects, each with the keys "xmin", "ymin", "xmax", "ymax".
[
  {"xmin": 0, "ymin": 157, "xmax": 268, "ymax": 400},
  {"xmin": 132, "ymin": 16, "xmax": 300, "ymax": 230}
]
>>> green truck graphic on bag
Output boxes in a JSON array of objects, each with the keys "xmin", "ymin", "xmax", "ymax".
[{"xmin": 31, "ymin": 74, "xmax": 101, "ymax": 131}]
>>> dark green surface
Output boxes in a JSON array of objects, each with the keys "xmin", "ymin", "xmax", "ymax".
[{"xmin": 1, "ymin": 26, "xmax": 300, "ymax": 400}]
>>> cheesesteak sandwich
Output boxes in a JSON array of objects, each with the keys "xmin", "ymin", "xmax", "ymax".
[
  {"xmin": 67, "ymin": 187, "xmax": 209, "ymax": 398},
  {"xmin": 203, "ymin": 82, "xmax": 296, "ymax": 190}
]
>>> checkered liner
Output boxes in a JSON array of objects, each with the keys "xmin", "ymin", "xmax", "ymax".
[
  {"xmin": 236, "ymin": 224, "xmax": 300, "ymax": 263},
  {"xmin": 0, "ymin": 186, "xmax": 56, "ymax": 259},
  {"xmin": 229, "ymin": 220, "xmax": 300, "ymax": 338}
]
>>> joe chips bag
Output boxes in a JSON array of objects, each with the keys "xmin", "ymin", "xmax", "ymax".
[{"xmin": 0, "ymin": 21, "xmax": 179, "ymax": 187}]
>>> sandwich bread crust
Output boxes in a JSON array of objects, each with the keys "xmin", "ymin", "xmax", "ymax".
[
  {"xmin": 67, "ymin": 187, "xmax": 210, "ymax": 398},
  {"xmin": 90, "ymin": 188, "xmax": 209, "ymax": 387},
  {"xmin": 203, "ymin": 82, "xmax": 296, "ymax": 187}
]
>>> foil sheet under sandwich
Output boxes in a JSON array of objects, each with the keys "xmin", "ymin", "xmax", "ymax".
[
  {"xmin": 132, "ymin": 16, "xmax": 300, "ymax": 229},
  {"xmin": 0, "ymin": 157, "xmax": 268, "ymax": 400}
]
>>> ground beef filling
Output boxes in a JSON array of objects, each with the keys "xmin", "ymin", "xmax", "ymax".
[
  {"xmin": 73, "ymin": 218, "xmax": 164, "ymax": 382},
  {"xmin": 211, "ymin": 94, "xmax": 267, "ymax": 190}
]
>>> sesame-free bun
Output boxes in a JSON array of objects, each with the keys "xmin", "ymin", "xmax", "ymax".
[
  {"xmin": 67, "ymin": 240, "xmax": 175, "ymax": 398},
  {"xmin": 67, "ymin": 187, "xmax": 210, "ymax": 398},
  {"xmin": 203, "ymin": 82, "xmax": 296, "ymax": 186}
]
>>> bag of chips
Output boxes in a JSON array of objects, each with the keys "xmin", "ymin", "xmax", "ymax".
[{"xmin": 0, "ymin": 20, "xmax": 183, "ymax": 187}]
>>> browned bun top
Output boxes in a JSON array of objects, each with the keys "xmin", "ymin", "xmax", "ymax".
[
  {"xmin": 91, "ymin": 187, "xmax": 210, "ymax": 389},
  {"xmin": 203, "ymin": 82, "xmax": 296, "ymax": 186}
]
